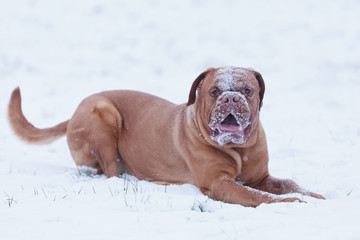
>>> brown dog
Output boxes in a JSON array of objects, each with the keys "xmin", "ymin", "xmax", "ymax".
[{"xmin": 8, "ymin": 66, "xmax": 324, "ymax": 207}]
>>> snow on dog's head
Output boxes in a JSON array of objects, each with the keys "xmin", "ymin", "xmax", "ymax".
[
  {"xmin": 215, "ymin": 66, "xmax": 253, "ymax": 92},
  {"xmin": 188, "ymin": 66, "xmax": 265, "ymax": 148}
]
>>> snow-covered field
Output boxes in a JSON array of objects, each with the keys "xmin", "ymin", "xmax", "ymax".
[{"xmin": 1, "ymin": 0, "xmax": 360, "ymax": 239}]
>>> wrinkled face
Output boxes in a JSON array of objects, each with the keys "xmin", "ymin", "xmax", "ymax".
[{"xmin": 195, "ymin": 67, "xmax": 263, "ymax": 147}]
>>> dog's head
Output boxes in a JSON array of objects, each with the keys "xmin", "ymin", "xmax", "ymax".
[{"xmin": 187, "ymin": 66, "xmax": 265, "ymax": 148}]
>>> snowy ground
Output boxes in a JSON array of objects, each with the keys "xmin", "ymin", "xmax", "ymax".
[{"xmin": 1, "ymin": 0, "xmax": 360, "ymax": 239}]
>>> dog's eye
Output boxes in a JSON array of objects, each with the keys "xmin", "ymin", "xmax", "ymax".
[
  {"xmin": 209, "ymin": 89, "xmax": 219, "ymax": 97},
  {"xmin": 244, "ymin": 88, "xmax": 252, "ymax": 95}
]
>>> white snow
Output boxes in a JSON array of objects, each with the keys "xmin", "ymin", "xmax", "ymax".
[
  {"xmin": 1, "ymin": 0, "xmax": 360, "ymax": 239},
  {"xmin": 215, "ymin": 67, "xmax": 251, "ymax": 91}
]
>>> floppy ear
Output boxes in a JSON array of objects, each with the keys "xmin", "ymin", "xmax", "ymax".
[
  {"xmin": 249, "ymin": 69, "xmax": 265, "ymax": 110},
  {"xmin": 186, "ymin": 68, "xmax": 213, "ymax": 106}
]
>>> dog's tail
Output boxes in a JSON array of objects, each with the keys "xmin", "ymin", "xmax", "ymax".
[{"xmin": 8, "ymin": 87, "xmax": 69, "ymax": 144}]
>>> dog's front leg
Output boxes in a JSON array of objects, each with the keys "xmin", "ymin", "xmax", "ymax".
[
  {"xmin": 204, "ymin": 175, "xmax": 304, "ymax": 207},
  {"xmin": 252, "ymin": 175, "xmax": 325, "ymax": 199}
]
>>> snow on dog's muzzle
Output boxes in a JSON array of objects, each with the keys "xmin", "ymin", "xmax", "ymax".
[{"xmin": 209, "ymin": 92, "xmax": 252, "ymax": 146}]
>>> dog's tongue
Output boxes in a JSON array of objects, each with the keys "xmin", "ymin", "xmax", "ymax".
[
  {"xmin": 219, "ymin": 124, "xmax": 243, "ymax": 133},
  {"xmin": 219, "ymin": 114, "xmax": 244, "ymax": 133}
]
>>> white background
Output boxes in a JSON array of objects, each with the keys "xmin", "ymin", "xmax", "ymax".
[{"xmin": 1, "ymin": 0, "xmax": 359, "ymax": 239}]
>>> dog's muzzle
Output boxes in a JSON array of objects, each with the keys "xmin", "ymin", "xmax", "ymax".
[{"xmin": 209, "ymin": 92, "xmax": 252, "ymax": 145}]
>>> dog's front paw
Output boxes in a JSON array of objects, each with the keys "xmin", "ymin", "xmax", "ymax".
[{"xmin": 308, "ymin": 192, "xmax": 326, "ymax": 200}]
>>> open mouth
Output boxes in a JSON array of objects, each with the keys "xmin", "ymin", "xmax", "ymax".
[
  {"xmin": 210, "ymin": 113, "xmax": 252, "ymax": 145},
  {"xmin": 219, "ymin": 114, "xmax": 240, "ymax": 132}
]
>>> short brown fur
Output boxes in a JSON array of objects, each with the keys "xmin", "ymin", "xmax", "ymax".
[{"xmin": 8, "ymin": 67, "xmax": 324, "ymax": 207}]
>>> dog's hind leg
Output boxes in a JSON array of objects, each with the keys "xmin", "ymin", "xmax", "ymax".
[
  {"xmin": 90, "ymin": 139, "xmax": 121, "ymax": 178},
  {"xmin": 67, "ymin": 96, "xmax": 122, "ymax": 178}
]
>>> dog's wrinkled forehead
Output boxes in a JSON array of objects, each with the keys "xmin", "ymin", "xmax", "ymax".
[{"xmin": 214, "ymin": 66, "xmax": 254, "ymax": 90}]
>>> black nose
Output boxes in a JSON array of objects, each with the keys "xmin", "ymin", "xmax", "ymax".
[{"xmin": 222, "ymin": 94, "xmax": 240, "ymax": 104}]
